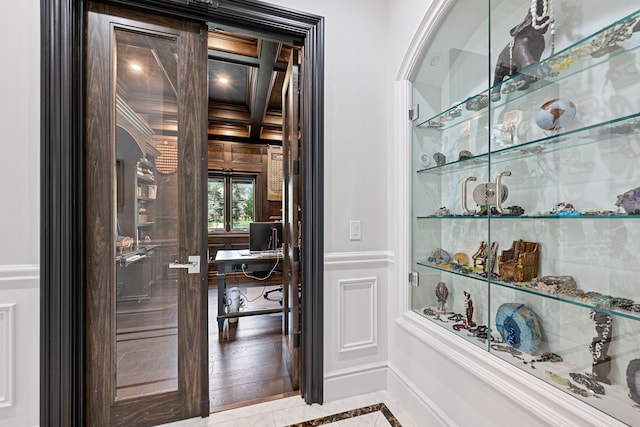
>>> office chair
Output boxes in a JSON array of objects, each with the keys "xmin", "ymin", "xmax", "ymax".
[{"xmin": 264, "ymin": 286, "xmax": 283, "ymax": 304}]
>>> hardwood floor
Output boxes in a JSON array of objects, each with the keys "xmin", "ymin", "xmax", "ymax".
[
  {"xmin": 208, "ymin": 281, "xmax": 295, "ymax": 412},
  {"xmin": 113, "ymin": 278, "xmax": 294, "ymax": 410}
]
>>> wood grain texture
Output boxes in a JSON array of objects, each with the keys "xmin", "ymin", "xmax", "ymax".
[
  {"xmin": 208, "ymin": 284, "xmax": 294, "ymax": 411},
  {"xmin": 86, "ymin": 4, "xmax": 115, "ymax": 424},
  {"xmin": 86, "ymin": 3, "xmax": 207, "ymax": 425}
]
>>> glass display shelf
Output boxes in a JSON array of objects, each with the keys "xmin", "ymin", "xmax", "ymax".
[
  {"xmin": 416, "ymin": 261, "xmax": 640, "ymax": 322},
  {"xmin": 417, "ymin": 214, "xmax": 640, "ymax": 220},
  {"xmin": 415, "ymin": 9, "xmax": 640, "ymax": 131},
  {"xmin": 416, "ymin": 112, "xmax": 640, "ymax": 175}
]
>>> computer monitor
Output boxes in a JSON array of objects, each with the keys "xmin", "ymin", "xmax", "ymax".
[{"xmin": 249, "ymin": 222, "xmax": 283, "ymax": 252}]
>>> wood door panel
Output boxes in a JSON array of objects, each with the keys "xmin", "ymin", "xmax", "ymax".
[
  {"xmin": 86, "ymin": 5, "xmax": 118, "ymax": 422},
  {"xmin": 86, "ymin": 3, "xmax": 207, "ymax": 425},
  {"xmin": 281, "ymin": 48, "xmax": 301, "ymax": 390}
]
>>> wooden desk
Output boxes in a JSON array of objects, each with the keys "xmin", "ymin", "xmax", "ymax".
[{"xmin": 214, "ymin": 249, "xmax": 283, "ymax": 332}]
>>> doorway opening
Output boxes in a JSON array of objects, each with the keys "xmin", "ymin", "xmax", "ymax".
[
  {"xmin": 41, "ymin": 1, "xmax": 325, "ymax": 425},
  {"xmin": 205, "ymin": 25, "xmax": 302, "ymax": 411}
]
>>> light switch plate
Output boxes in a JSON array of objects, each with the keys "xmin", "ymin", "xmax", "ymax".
[{"xmin": 349, "ymin": 220, "xmax": 361, "ymax": 241}]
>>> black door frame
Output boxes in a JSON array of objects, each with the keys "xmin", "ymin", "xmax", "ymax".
[{"xmin": 40, "ymin": 0, "xmax": 324, "ymax": 425}]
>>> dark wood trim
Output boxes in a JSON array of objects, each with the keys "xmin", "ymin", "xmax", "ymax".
[
  {"xmin": 41, "ymin": 0, "xmax": 324, "ymax": 424},
  {"xmin": 198, "ymin": 27, "xmax": 212, "ymax": 417},
  {"xmin": 40, "ymin": 0, "xmax": 86, "ymax": 426},
  {"xmin": 300, "ymin": 18, "xmax": 324, "ymax": 403}
]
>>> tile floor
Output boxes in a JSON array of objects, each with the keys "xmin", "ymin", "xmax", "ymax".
[{"xmin": 159, "ymin": 390, "xmax": 417, "ymax": 427}]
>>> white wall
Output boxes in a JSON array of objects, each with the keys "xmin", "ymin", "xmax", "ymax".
[
  {"xmin": 6, "ymin": 0, "xmax": 620, "ymax": 426},
  {"xmin": 268, "ymin": 0, "xmax": 397, "ymax": 401},
  {"xmin": 269, "ymin": 0, "xmax": 392, "ymax": 255},
  {"xmin": 0, "ymin": 1, "xmax": 40, "ymax": 427},
  {"xmin": 1, "ymin": 0, "xmax": 398, "ymax": 425}
]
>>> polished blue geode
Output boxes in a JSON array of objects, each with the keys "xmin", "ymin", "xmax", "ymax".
[{"xmin": 496, "ymin": 303, "xmax": 543, "ymax": 355}]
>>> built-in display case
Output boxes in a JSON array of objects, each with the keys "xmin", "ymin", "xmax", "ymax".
[{"xmin": 410, "ymin": 1, "xmax": 640, "ymax": 424}]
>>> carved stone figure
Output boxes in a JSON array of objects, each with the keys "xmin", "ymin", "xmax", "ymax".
[
  {"xmin": 491, "ymin": 0, "xmax": 551, "ymax": 101},
  {"xmin": 435, "ymin": 282, "xmax": 449, "ymax": 312},
  {"xmin": 464, "ymin": 291, "xmax": 476, "ymax": 327},
  {"xmin": 589, "ymin": 310, "xmax": 612, "ymax": 384}
]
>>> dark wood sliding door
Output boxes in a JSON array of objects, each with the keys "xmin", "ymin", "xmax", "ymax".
[{"xmin": 85, "ymin": 3, "xmax": 208, "ymax": 425}]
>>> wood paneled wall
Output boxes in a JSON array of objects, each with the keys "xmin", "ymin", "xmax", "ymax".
[{"xmin": 207, "ymin": 140, "xmax": 282, "ymax": 280}]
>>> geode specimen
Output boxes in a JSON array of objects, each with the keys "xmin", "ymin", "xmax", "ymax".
[
  {"xmin": 532, "ymin": 275, "xmax": 577, "ymax": 290},
  {"xmin": 496, "ymin": 303, "xmax": 543, "ymax": 355},
  {"xmin": 615, "ymin": 186, "xmax": 640, "ymax": 214},
  {"xmin": 627, "ymin": 359, "xmax": 640, "ymax": 404}
]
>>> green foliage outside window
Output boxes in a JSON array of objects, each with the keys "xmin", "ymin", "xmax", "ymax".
[{"xmin": 208, "ymin": 176, "xmax": 254, "ymax": 231}]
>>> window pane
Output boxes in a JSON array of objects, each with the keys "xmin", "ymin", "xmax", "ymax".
[
  {"xmin": 208, "ymin": 177, "xmax": 225, "ymax": 231},
  {"xmin": 231, "ymin": 178, "xmax": 254, "ymax": 230}
]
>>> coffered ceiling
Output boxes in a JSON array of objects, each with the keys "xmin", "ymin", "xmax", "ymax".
[
  {"xmin": 207, "ymin": 30, "xmax": 293, "ymax": 144},
  {"xmin": 115, "ymin": 27, "xmax": 294, "ymax": 146}
]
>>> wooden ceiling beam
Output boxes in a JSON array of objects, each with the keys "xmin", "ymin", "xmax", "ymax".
[{"xmin": 249, "ymin": 40, "xmax": 280, "ymax": 142}]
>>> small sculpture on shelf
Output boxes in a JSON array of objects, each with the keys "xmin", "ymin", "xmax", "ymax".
[
  {"xmin": 433, "ymin": 152, "xmax": 446, "ymax": 166},
  {"xmin": 453, "ymin": 252, "xmax": 469, "ymax": 266},
  {"xmin": 435, "ymin": 281, "xmax": 449, "ymax": 313},
  {"xmin": 458, "ymin": 150, "xmax": 473, "ymax": 161},
  {"xmin": 490, "ymin": 0, "xmax": 554, "ymax": 102},
  {"xmin": 615, "ymin": 186, "xmax": 640, "ymax": 214},
  {"xmin": 427, "ymin": 248, "xmax": 450, "ymax": 264},
  {"xmin": 504, "ymin": 205, "xmax": 525, "ymax": 216},
  {"xmin": 532, "ymin": 275, "xmax": 577, "ymax": 292},
  {"xmin": 464, "ymin": 291, "xmax": 476, "ymax": 328},
  {"xmin": 589, "ymin": 310, "xmax": 612, "ymax": 385},
  {"xmin": 550, "ymin": 201, "xmax": 580, "ymax": 216},
  {"xmin": 498, "ymin": 240, "xmax": 539, "ymax": 282},
  {"xmin": 435, "ymin": 206, "xmax": 450, "ymax": 217},
  {"xmin": 472, "ymin": 241, "xmax": 498, "ymax": 278},
  {"xmin": 535, "ymin": 99, "xmax": 577, "ymax": 132}
]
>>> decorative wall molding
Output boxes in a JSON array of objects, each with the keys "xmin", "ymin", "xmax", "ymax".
[
  {"xmin": 391, "ymin": 80, "xmax": 413, "ymax": 320},
  {"xmin": 339, "ymin": 277, "xmax": 377, "ymax": 353},
  {"xmin": 395, "ymin": 0, "xmax": 453, "ymax": 81},
  {"xmin": 0, "ymin": 304, "xmax": 16, "ymax": 408},
  {"xmin": 0, "ymin": 265, "xmax": 40, "ymax": 282},
  {"xmin": 324, "ymin": 251, "xmax": 393, "ymax": 269}
]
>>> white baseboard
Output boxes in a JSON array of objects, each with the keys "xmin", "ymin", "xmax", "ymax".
[
  {"xmin": 386, "ymin": 362, "xmax": 457, "ymax": 427},
  {"xmin": 323, "ymin": 361, "xmax": 388, "ymax": 402}
]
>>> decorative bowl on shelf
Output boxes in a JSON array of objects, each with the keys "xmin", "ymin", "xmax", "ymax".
[{"xmin": 535, "ymin": 98, "xmax": 577, "ymax": 131}]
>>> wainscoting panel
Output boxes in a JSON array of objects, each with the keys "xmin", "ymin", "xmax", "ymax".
[
  {"xmin": 324, "ymin": 251, "xmax": 392, "ymax": 402},
  {"xmin": 0, "ymin": 264, "xmax": 39, "ymax": 425},
  {"xmin": 339, "ymin": 277, "xmax": 377, "ymax": 353},
  {"xmin": 0, "ymin": 303, "xmax": 15, "ymax": 408}
]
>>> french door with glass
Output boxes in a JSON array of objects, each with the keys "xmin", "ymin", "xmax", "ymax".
[{"xmin": 85, "ymin": 3, "xmax": 208, "ymax": 425}]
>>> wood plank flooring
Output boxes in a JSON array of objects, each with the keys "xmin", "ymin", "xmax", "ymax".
[
  {"xmin": 113, "ymin": 278, "xmax": 295, "ymax": 410},
  {"xmin": 208, "ymin": 281, "xmax": 295, "ymax": 412}
]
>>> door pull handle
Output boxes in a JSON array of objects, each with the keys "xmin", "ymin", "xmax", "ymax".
[{"xmin": 169, "ymin": 256, "xmax": 201, "ymax": 274}]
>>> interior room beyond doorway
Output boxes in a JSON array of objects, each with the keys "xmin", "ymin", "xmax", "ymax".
[{"xmin": 205, "ymin": 24, "xmax": 302, "ymax": 411}]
